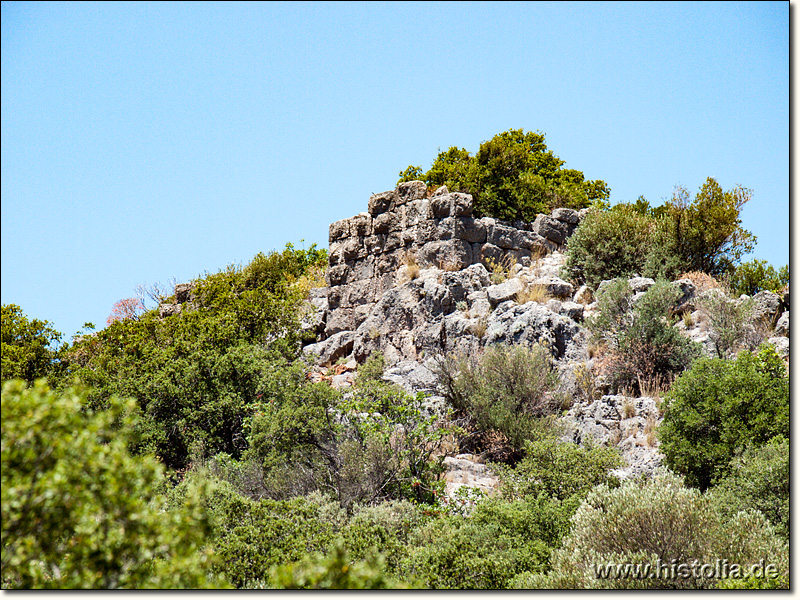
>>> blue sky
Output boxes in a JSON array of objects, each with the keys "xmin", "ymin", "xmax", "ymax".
[{"xmin": 1, "ymin": 1, "xmax": 789, "ymax": 340}]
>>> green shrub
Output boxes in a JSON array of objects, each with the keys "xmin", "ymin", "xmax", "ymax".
[
  {"xmin": 500, "ymin": 434, "xmax": 622, "ymax": 508},
  {"xmin": 562, "ymin": 206, "xmax": 656, "ymax": 289},
  {"xmin": 697, "ymin": 290, "xmax": 764, "ymax": 358},
  {"xmin": 1, "ymin": 381, "xmax": 226, "ymax": 589},
  {"xmin": 708, "ymin": 436, "xmax": 789, "ymax": 540},
  {"xmin": 564, "ymin": 178, "xmax": 757, "ymax": 287},
  {"xmin": 435, "ymin": 344, "xmax": 560, "ymax": 456},
  {"xmin": 399, "ymin": 129, "xmax": 610, "ymax": 222},
  {"xmin": 399, "ymin": 497, "xmax": 559, "ymax": 588},
  {"xmin": 658, "ymin": 345, "xmax": 789, "ymax": 490},
  {"xmin": 342, "ymin": 500, "xmax": 429, "ymax": 573},
  {"xmin": 265, "ymin": 542, "xmax": 408, "ymax": 589},
  {"xmin": 61, "ymin": 244, "xmax": 327, "ymax": 471},
  {"xmin": 356, "ymin": 351, "xmax": 386, "ymax": 383},
  {"xmin": 245, "ymin": 372, "xmax": 450, "ymax": 508},
  {"xmin": 726, "ymin": 259, "xmax": 789, "ymax": 297},
  {"xmin": 204, "ymin": 487, "xmax": 340, "ymax": 588},
  {"xmin": 587, "ymin": 279, "xmax": 701, "ymax": 393},
  {"xmin": 520, "ymin": 471, "xmax": 788, "ymax": 589}
]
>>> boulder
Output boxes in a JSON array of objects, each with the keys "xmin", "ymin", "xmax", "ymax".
[
  {"xmin": 531, "ymin": 214, "xmax": 569, "ymax": 245},
  {"xmin": 395, "ymin": 180, "xmax": 427, "ymax": 205},
  {"xmin": 628, "ymin": 277, "xmax": 655, "ymax": 294},
  {"xmin": 368, "ymin": 190, "xmax": 396, "ymax": 215},
  {"xmin": 487, "ymin": 278, "xmax": 524, "ymax": 307},
  {"xmin": 532, "ymin": 276, "xmax": 574, "ymax": 299},
  {"xmin": 550, "ymin": 207, "xmax": 580, "ymax": 224},
  {"xmin": 174, "ymin": 283, "xmax": 195, "ymax": 303},
  {"xmin": 775, "ymin": 311, "xmax": 789, "ymax": 337},
  {"xmin": 753, "ymin": 290, "xmax": 782, "ymax": 324}
]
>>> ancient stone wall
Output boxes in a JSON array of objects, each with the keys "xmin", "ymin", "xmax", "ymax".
[{"xmin": 324, "ymin": 180, "xmax": 585, "ymax": 337}]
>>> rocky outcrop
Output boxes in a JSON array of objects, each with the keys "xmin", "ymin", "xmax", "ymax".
[{"xmin": 322, "ymin": 181, "xmax": 584, "ymax": 341}]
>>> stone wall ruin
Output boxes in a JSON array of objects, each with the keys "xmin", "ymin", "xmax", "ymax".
[{"xmin": 323, "ymin": 180, "xmax": 586, "ymax": 338}]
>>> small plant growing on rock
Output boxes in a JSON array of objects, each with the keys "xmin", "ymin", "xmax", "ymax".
[
  {"xmin": 621, "ymin": 398, "xmax": 636, "ymax": 419},
  {"xmin": 470, "ymin": 317, "xmax": 488, "ymax": 339},
  {"xmin": 515, "ymin": 284, "xmax": 548, "ymax": 305},
  {"xmin": 397, "ymin": 251, "xmax": 421, "ymax": 284},
  {"xmin": 456, "ymin": 300, "xmax": 468, "ymax": 313},
  {"xmin": 485, "ymin": 254, "xmax": 517, "ymax": 285}
]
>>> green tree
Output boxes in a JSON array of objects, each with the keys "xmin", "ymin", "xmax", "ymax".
[
  {"xmin": 1, "ymin": 380, "xmax": 226, "ymax": 589},
  {"xmin": 1, "ymin": 304, "xmax": 62, "ymax": 384},
  {"xmin": 399, "ymin": 129, "xmax": 610, "ymax": 222},
  {"xmin": 658, "ymin": 345, "xmax": 789, "ymax": 490},
  {"xmin": 726, "ymin": 259, "xmax": 789, "ymax": 296},
  {"xmin": 660, "ymin": 178, "xmax": 756, "ymax": 278},
  {"xmin": 708, "ymin": 436, "xmax": 789, "ymax": 540},
  {"xmin": 62, "ymin": 244, "xmax": 328, "ymax": 470}
]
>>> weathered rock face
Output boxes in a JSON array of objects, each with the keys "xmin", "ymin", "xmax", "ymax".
[
  {"xmin": 323, "ymin": 181, "xmax": 583, "ymax": 340},
  {"xmin": 561, "ymin": 394, "xmax": 664, "ymax": 480}
]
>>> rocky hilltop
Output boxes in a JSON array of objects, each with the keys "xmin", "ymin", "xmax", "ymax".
[{"xmin": 293, "ymin": 181, "xmax": 790, "ymax": 489}]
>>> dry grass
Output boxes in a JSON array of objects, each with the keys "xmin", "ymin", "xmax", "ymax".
[
  {"xmin": 637, "ymin": 374, "xmax": 670, "ymax": 401},
  {"xmin": 608, "ymin": 427, "xmax": 622, "ymax": 446},
  {"xmin": 574, "ymin": 362, "xmax": 600, "ymax": 403},
  {"xmin": 621, "ymin": 398, "xmax": 636, "ymax": 419},
  {"xmin": 470, "ymin": 317, "xmax": 488, "ymax": 339},
  {"xmin": 438, "ymin": 255, "xmax": 462, "ymax": 272},
  {"xmin": 643, "ymin": 413, "xmax": 659, "ymax": 447},
  {"xmin": 397, "ymin": 250, "xmax": 421, "ymax": 284},
  {"xmin": 485, "ymin": 254, "xmax": 517, "ymax": 284},
  {"xmin": 680, "ymin": 271, "xmax": 721, "ymax": 294},
  {"xmin": 516, "ymin": 284, "xmax": 549, "ymax": 305}
]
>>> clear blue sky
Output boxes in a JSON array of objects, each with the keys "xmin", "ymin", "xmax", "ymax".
[{"xmin": 1, "ymin": 1, "xmax": 789, "ymax": 340}]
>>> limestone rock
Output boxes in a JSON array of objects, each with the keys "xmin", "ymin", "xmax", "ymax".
[
  {"xmin": 753, "ymin": 290, "xmax": 782, "ymax": 324},
  {"xmin": 487, "ymin": 278, "xmax": 524, "ymax": 307},
  {"xmin": 775, "ymin": 311, "xmax": 789, "ymax": 337}
]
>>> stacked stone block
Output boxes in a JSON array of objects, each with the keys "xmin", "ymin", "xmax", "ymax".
[{"xmin": 324, "ymin": 180, "xmax": 584, "ymax": 337}]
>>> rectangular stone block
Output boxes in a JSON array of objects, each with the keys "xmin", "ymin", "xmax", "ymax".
[
  {"xmin": 350, "ymin": 213, "xmax": 373, "ymax": 237},
  {"xmin": 451, "ymin": 192, "xmax": 473, "ymax": 217},
  {"xmin": 373, "ymin": 210, "xmax": 401, "ymax": 234},
  {"xmin": 368, "ymin": 191, "xmax": 396, "ymax": 215},
  {"xmin": 325, "ymin": 307, "xmax": 355, "ymax": 336},
  {"xmin": 454, "ymin": 217, "xmax": 487, "ymax": 243},
  {"xmin": 532, "ymin": 214, "xmax": 568, "ymax": 245},
  {"xmin": 395, "ymin": 181, "xmax": 427, "ymax": 205},
  {"xmin": 405, "ymin": 199, "xmax": 431, "ymax": 226},
  {"xmin": 329, "ymin": 218, "xmax": 351, "ymax": 243},
  {"xmin": 487, "ymin": 222, "xmax": 523, "ymax": 249},
  {"xmin": 430, "ymin": 194, "xmax": 451, "ymax": 218}
]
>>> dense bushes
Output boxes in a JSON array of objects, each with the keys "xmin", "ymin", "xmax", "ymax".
[
  {"xmin": 398, "ymin": 129, "xmax": 610, "ymax": 222},
  {"xmin": 708, "ymin": 436, "xmax": 789, "ymax": 540},
  {"xmin": 59, "ymin": 244, "xmax": 327, "ymax": 470},
  {"xmin": 518, "ymin": 471, "xmax": 788, "ymax": 589},
  {"xmin": 726, "ymin": 258, "xmax": 789, "ymax": 297},
  {"xmin": 587, "ymin": 279, "xmax": 701, "ymax": 393},
  {"xmin": 436, "ymin": 343, "xmax": 561, "ymax": 458},
  {"xmin": 658, "ymin": 345, "xmax": 789, "ymax": 490},
  {"xmin": 1, "ymin": 304, "xmax": 63, "ymax": 384},
  {"xmin": 562, "ymin": 206, "xmax": 655, "ymax": 289},
  {"xmin": 1, "ymin": 381, "xmax": 226, "ymax": 589},
  {"xmin": 564, "ymin": 178, "xmax": 756, "ymax": 288}
]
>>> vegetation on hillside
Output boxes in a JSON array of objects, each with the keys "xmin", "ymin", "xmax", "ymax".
[{"xmin": 1, "ymin": 143, "xmax": 789, "ymax": 589}]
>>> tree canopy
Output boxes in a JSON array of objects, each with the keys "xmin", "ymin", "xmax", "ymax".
[{"xmin": 399, "ymin": 129, "xmax": 610, "ymax": 222}]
